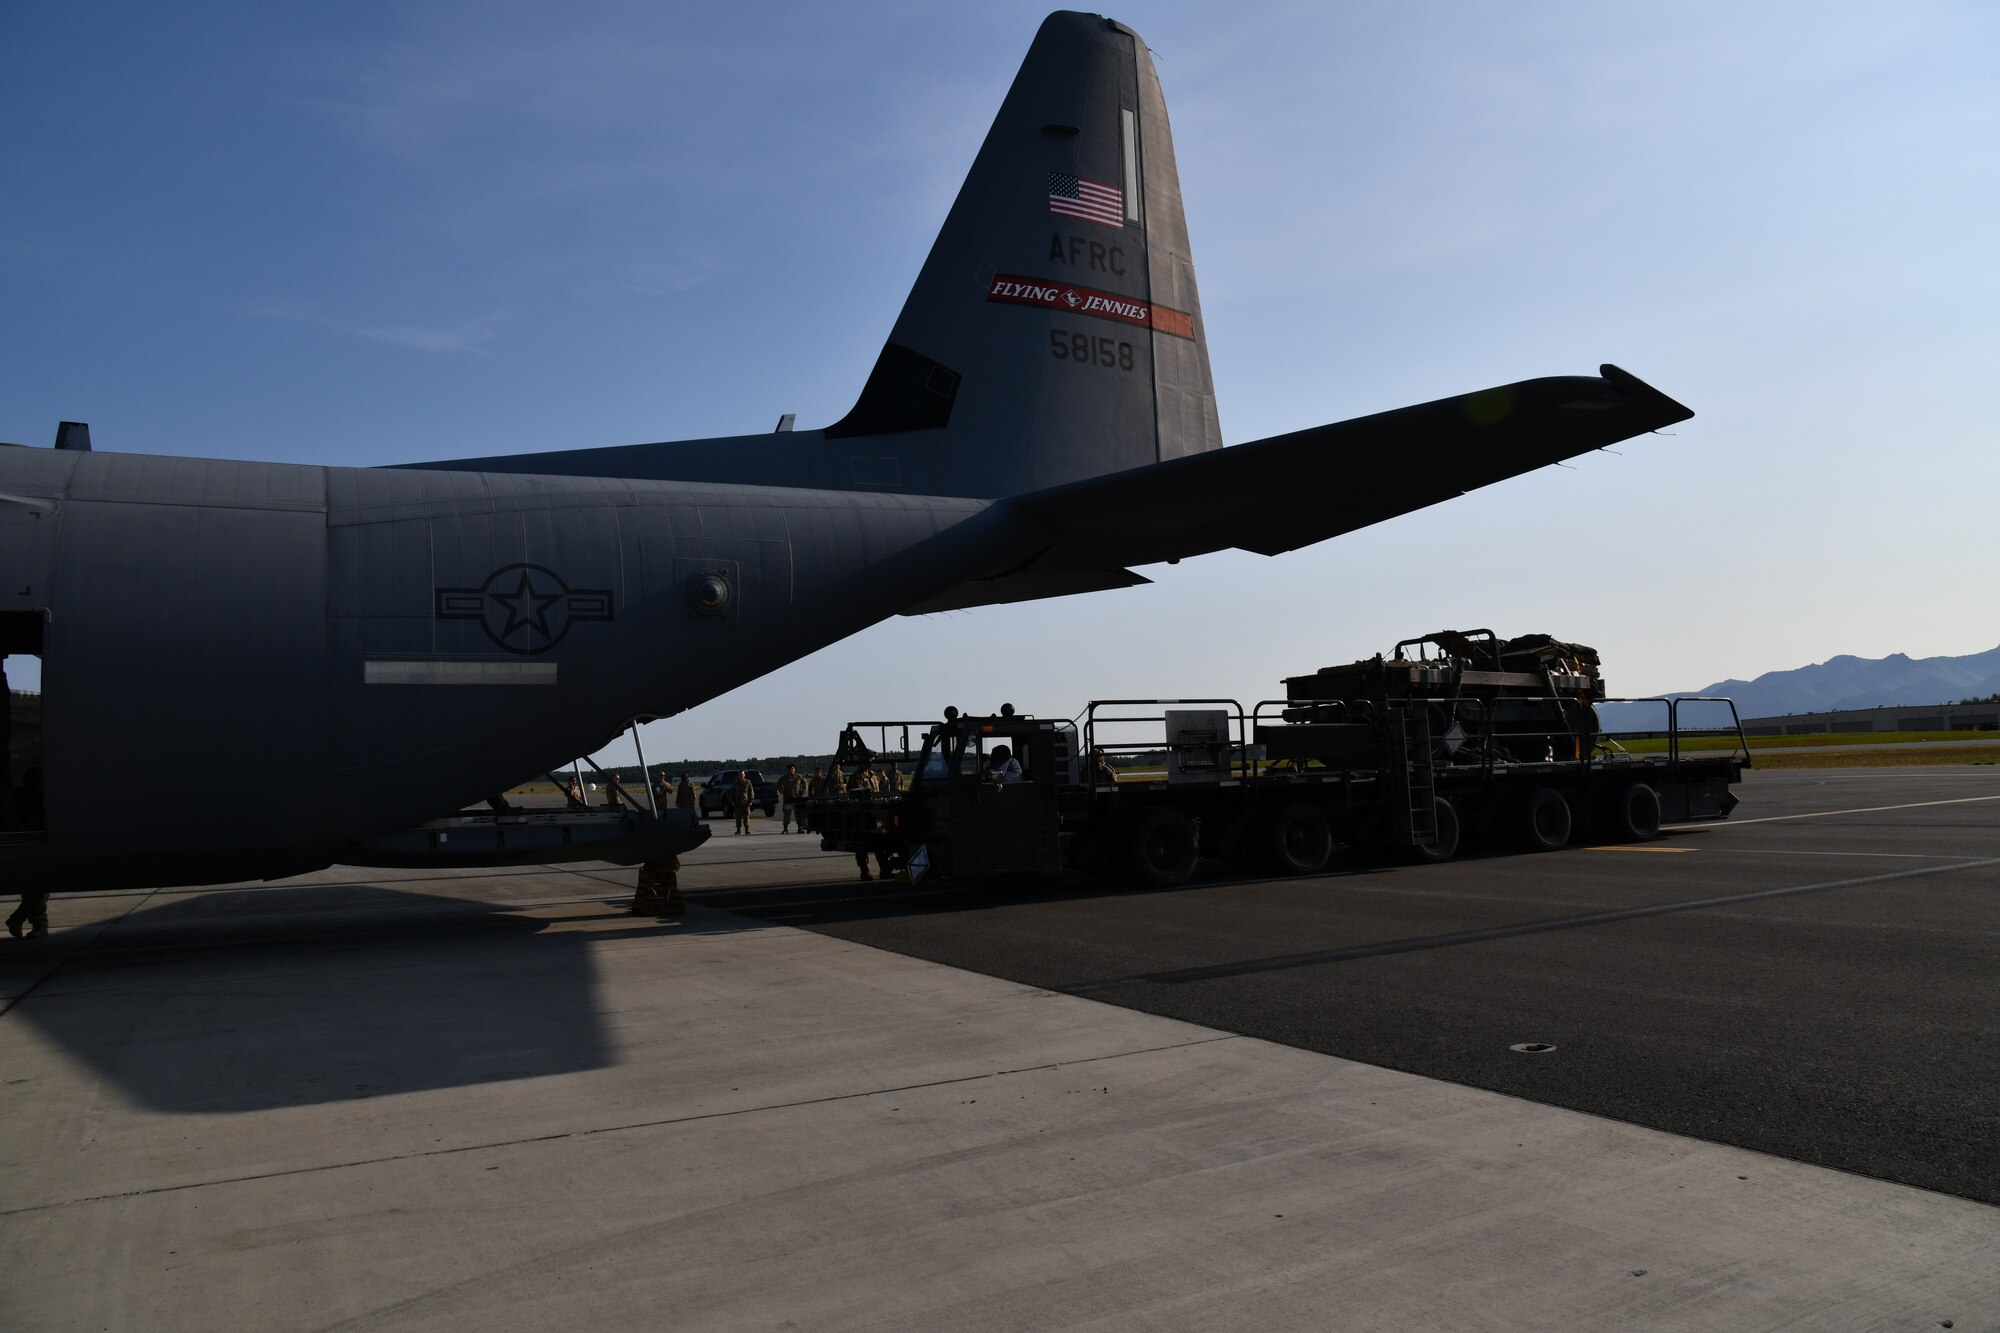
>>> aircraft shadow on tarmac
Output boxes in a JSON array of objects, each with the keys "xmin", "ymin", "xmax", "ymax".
[{"xmin": 1, "ymin": 882, "xmax": 754, "ymax": 1115}]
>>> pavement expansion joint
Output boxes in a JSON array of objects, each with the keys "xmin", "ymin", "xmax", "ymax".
[{"xmin": 0, "ymin": 1033, "xmax": 1244, "ymax": 1219}]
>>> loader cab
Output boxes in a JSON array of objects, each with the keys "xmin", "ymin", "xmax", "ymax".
[
  {"xmin": 909, "ymin": 709, "xmax": 1076, "ymax": 877},
  {"xmin": 911, "ymin": 709, "xmax": 1076, "ymax": 789}
]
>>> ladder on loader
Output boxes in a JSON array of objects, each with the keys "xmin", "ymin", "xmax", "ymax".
[{"xmin": 1392, "ymin": 704, "xmax": 1438, "ymax": 848}]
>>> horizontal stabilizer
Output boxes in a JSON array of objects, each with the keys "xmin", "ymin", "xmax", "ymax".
[{"xmin": 990, "ymin": 365, "xmax": 1691, "ymax": 586}]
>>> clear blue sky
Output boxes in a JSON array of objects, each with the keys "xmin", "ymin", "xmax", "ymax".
[{"xmin": 5, "ymin": 2, "xmax": 1995, "ymax": 763}]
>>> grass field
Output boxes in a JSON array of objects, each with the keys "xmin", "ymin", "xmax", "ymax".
[
  {"xmin": 1158, "ymin": 732, "xmax": 2000, "ymax": 776},
  {"xmin": 1611, "ymin": 730, "xmax": 1991, "ymax": 753},
  {"xmin": 1740, "ymin": 744, "xmax": 2000, "ymax": 769},
  {"xmin": 1267, "ymin": 748, "xmax": 1997, "ymax": 772},
  {"xmin": 1596, "ymin": 730, "xmax": 1998, "ymax": 768}
]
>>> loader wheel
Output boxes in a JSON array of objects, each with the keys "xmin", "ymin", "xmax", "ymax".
[
  {"xmin": 1516, "ymin": 786, "xmax": 1572, "ymax": 852},
  {"xmin": 1408, "ymin": 797, "xmax": 1460, "ymax": 864},
  {"xmin": 1115, "ymin": 808, "xmax": 1200, "ymax": 888},
  {"xmin": 1599, "ymin": 782, "xmax": 1662, "ymax": 842},
  {"xmin": 1252, "ymin": 801, "xmax": 1332, "ymax": 876}
]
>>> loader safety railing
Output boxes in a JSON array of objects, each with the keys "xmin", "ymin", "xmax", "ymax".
[
  {"xmin": 834, "ymin": 719, "xmax": 941, "ymax": 777},
  {"xmin": 1081, "ymin": 698, "xmax": 1253, "ymax": 784},
  {"xmin": 1597, "ymin": 696, "xmax": 1752, "ymax": 768}
]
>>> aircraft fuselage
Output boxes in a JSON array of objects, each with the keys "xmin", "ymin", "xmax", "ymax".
[{"xmin": 0, "ymin": 446, "xmax": 1011, "ymax": 890}]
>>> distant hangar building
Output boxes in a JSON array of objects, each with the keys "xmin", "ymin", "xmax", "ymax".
[{"xmin": 1741, "ymin": 703, "xmax": 2000, "ymax": 736}]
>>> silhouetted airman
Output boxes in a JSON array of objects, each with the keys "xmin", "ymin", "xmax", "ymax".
[
  {"xmin": 631, "ymin": 856, "xmax": 685, "ymax": 917},
  {"xmin": 778, "ymin": 763, "xmax": 809, "ymax": 832},
  {"xmin": 7, "ymin": 867, "xmax": 48, "ymax": 940},
  {"xmin": 1092, "ymin": 748, "xmax": 1118, "ymax": 787}
]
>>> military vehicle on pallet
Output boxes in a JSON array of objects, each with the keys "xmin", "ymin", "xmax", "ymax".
[{"xmin": 804, "ymin": 630, "xmax": 1748, "ymax": 887}]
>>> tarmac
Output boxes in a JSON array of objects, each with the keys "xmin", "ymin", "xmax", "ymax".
[{"xmin": 2, "ymin": 767, "xmax": 1996, "ymax": 1330}]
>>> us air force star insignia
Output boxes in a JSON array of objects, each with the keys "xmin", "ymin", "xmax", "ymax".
[
  {"xmin": 492, "ymin": 571, "xmax": 562, "ymax": 639},
  {"xmin": 434, "ymin": 563, "xmax": 613, "ymax": 655}
]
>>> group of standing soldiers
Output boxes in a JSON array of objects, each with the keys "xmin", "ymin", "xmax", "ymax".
[
  {"xmin": 808, "ymin": 756, "xmax": 905, "ymax": 881},
  {"xmin": 774, "ymin": 758, "xmax": 906, "ymax": 835},
  {"xmin": 569, "ymin": 771, "xmax": 698, "ymax": 813},
  {"xmin": 627, "ymin": 754, "xmax": 910, "ymax": 916}
]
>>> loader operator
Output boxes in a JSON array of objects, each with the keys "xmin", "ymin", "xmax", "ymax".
[{"xmin": 989, "ymin": 744, "xmax": 1023, "ymax": 783}]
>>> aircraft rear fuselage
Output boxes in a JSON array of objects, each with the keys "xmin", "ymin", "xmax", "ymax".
[{"xmin": 0, "ymin": 445, "xmax": 1009, "ymax": 890}]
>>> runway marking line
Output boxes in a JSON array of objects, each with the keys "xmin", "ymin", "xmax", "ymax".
[
  {"xmin": 1729, "ymin": 849, "xmax": 1972, "ymax": 861},
  {"xmin": 1674, "ymin": 792, "xmax": 2000, "ymax": 830},
  {"xmin": 1075, "ymin": 855, "xmax": 2000, "ymax": 990},
  {"xmin": 1583, "ymin": 845, "xmax": 1696, "ymax": 854}
]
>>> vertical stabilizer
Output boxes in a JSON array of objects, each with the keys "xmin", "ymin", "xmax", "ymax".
[
  {"xmin": 406, "ymin": 13, "xmax": 1222, "ymax": 499},
  {"xmin": 827, "ymin": 11, "xmax": 1222, "ymax": 496}
]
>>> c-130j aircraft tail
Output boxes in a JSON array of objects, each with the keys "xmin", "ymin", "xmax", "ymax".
[
  {"xmin": 421, "ymin": 10, "xmax": 1229, "ymax": 610},
  {"xmin": 428, "ymin": 13, "xmax": 1223, "ymax": 496},
  {"xmin": 423, "ymin": 11, "xmax": 1689, "ymax": 612},
  {"xmin": 0, "ymin": 12, "xmax": 1690, "ymax": 894}
]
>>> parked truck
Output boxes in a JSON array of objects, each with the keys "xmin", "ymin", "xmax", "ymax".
[
  {"xmin": 697, "ymin": 769, "xmax": 779, "ymax": 820},
  {"xmin": 804, "ymin": 630, "xmax": 1748, "ymax": 887}
]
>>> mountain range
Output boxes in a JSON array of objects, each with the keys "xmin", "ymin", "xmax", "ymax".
[{"xmin": 1680, "ymin": 643, "xmax": 2000, "ymax": 719}]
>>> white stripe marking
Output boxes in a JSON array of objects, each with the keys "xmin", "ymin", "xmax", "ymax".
[
  {"xmin": 1672, "ymin": 792, "xmax": 2000, "ymax": 829},
  {"xmin": 365, "ymin": 660, "xmax": 558, "ymax": 686},
  {"xmin": 1120, "ymin": 107, "xmax": 1139, "ymax": 221},
  {"xmin": 1726, "ymin": 849, "xmax": 1981, "ymax": 860}
]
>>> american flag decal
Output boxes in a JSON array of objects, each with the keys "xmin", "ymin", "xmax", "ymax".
[{"xmin": 1048, "ymin": 173, "xmax": 1124, "ymax": 228}]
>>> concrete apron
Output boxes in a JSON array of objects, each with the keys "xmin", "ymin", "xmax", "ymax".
[{"xmin": 1, "ymin": 893, "xmax": 1992, "ymax": 1331}]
